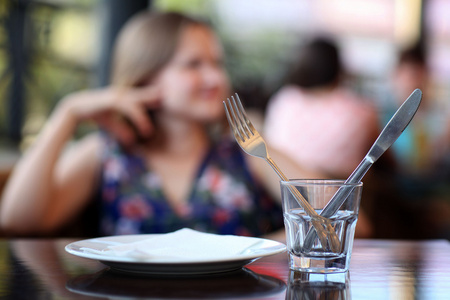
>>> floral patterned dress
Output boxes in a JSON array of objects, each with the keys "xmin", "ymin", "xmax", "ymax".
[{"xmin": 99, "ymin": 135, "xmax": 283, "ymax": 237}]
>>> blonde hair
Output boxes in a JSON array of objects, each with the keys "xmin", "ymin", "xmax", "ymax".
[{"xmin": 111, "ymin": 11, "xmax": 208, "ymax": 87}]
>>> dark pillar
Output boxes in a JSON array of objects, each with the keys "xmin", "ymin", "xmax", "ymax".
[{"xmin": 5, "ymin": 0, "xmax": 28, "ymax": 143}]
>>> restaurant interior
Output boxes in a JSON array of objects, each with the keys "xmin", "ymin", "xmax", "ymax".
[
  {"xmin": 0, "ymin": 1, "xmax": 449, "ymax": 299},
  {"xmin": 1, "ymin": 0, "xmax": 449, "ymax": 239}
]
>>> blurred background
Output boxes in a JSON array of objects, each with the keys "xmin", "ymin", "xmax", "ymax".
[{"xmin": 0, "ymin": 0, "xmax": 449, "ymax": 238}]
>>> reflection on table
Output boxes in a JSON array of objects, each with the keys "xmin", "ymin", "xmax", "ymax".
[
  {"xmin": 0, "ymin": 239, "xmax": 450, "ymax": 299},
  {"xmin": 67, "ymin": 268, "xmax": 285, "ymax": 299}
]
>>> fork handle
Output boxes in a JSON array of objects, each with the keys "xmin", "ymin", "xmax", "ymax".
[
  {"xmin": 266, "ymin": 158, "xmax": 288, "ymax": 181},
  {"xmin": 266, "ymin": 158, "xmax": 317, "ymax": 217},
  {"xmin": 266, "ymin": 157, "xmax": 341, "ymax": 252}
]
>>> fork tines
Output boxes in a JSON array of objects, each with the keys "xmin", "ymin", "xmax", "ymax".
[{"xmin": 223, "ymin": 93, "xmax": 253, "ymax": 141}]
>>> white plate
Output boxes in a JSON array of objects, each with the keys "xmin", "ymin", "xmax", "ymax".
[{"xmin": 65, "ymin": 234, "xmax": 286, "ymax": 275}]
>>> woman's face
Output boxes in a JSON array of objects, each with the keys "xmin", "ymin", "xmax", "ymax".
[{"xmin": 153, "ymin": 24, "xmax": 230, "ymax": 122}]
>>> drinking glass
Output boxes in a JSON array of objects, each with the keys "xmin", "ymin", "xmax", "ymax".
[{"xmin": 281, "ymin": 179, "xmax": 363, "ymax": 273}]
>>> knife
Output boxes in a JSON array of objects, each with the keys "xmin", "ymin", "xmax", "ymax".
[{"xmin": 303, "ymin": 88, "xmax": 422, "ymax": 249}]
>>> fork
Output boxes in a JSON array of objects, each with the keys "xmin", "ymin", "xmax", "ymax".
[{"xmin": 223, "ymin": 93, "xmax": 340, "ymax": 252}]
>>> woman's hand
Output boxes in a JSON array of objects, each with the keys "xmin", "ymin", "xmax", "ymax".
[{"xmin": 60, "ymin": 85, "xmax": 161, "ymax": 147}]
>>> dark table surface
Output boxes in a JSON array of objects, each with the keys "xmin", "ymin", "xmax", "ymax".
[{"xmin": 1, "ymin": 238, "xmax": 450, "ymax": 299}]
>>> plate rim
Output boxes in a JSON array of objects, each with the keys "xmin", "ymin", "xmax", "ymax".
[{"xmin": 65, "ymin": 233, "xmax": 286, "ymax": 265}]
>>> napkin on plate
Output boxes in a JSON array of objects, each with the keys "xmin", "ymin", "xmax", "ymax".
[{"xmin": 81, "ymin": 228, "xmax": 262, "ymax": 261}]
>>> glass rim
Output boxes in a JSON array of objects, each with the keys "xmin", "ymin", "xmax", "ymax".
[{"xmin": 280, "ymin": 179, "xmax": 363, "ymax": 187}]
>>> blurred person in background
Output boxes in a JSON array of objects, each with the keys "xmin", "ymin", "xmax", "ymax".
[
  {"xmin": 380, "ymin": 45, "xmax": 450, "ymax": 176},
  {"xmin": 375, "ymin": 44, "xmax": 450, "ymax": 239},
  {"xmin": 0, "ymin": 11, "xmax": 321, "ymax": 240},
  {"xmin": 264, "ymin": 37, "xmax": 379, "ymax": 179},
  {"xmin": 263, "ymin": 37, "xmax": 378, "ymax": 238}
]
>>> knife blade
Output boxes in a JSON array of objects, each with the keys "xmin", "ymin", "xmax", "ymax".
[{"xmin": 365, "ymin": 88, "xmax": 422, "ymax": 163}]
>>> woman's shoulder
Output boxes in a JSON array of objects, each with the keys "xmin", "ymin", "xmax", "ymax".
[
  {"xmin": 74, "ymin": 132, "xmax": 136, "ymax": 166},
  {"xmin": 92, "ymin": 131, "xmax": 136, "ymax": 156},
  {"xmin": 68, "ymin": 132, "xmax": 105, "ymax": 156}
]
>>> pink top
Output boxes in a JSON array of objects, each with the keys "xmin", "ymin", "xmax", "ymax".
[{"xmin": 264, "ymin": 85, "xmax": 379, "ymax": 178}]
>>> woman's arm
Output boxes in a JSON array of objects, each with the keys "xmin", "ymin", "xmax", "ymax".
[
  {"xmin": 0, "ymin": 86, "xmax": 160, "ymax": 235},
  {"xmin": 0, "ymin": 104, "xmax": 101, "ymax": 235}
]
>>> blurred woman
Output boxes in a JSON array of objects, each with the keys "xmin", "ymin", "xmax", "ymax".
[{"xmin": 0, "ymin": 12, "xmax": 317, "ymax": 239}]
